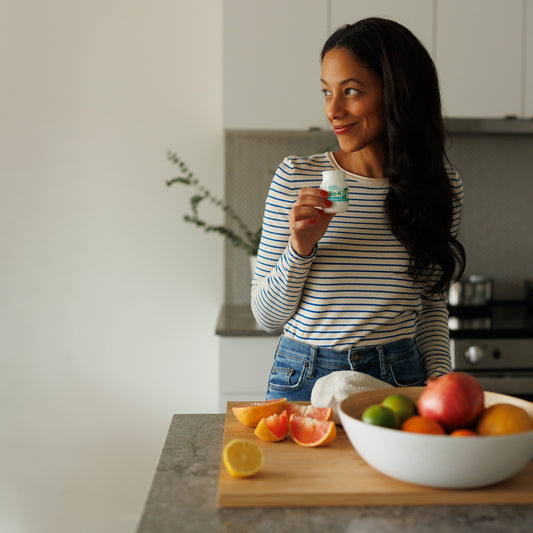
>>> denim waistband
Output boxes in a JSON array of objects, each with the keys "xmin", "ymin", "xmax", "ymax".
[{"xmin": 277, "ymin": 335, "xmax": 416, "ymax": 367}]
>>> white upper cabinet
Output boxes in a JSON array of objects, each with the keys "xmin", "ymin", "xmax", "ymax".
[
  {"xmin": 224, "ymin": 0, "xmax": 531, "ymax": 126},
  {"xmin": 330, "ymin": 0, "xmax": 435, "ymax": 57},
  {"xmin": 526, "ymin": 0, "xmax": 533, "ymax": 118},
  {"xmin": 436, "ymin": 0, "xmax": 523, "ymax": 118},
  {"xmin": 223, "ymin": 0, "xmax": 328, "ymax": 129}
]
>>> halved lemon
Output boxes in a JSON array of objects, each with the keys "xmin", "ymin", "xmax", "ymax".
[{"xmin": 222, "ymin": 438, "xmax": 264, "ymax": 478}]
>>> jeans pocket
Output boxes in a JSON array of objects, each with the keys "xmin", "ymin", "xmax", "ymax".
[
  {"xmin": 267, "ymin": 351, "xmax": 308, "ymax": 393},
  {"xmin": 387, "ymin": 349, "xmax": 426, "ymax": 387}
]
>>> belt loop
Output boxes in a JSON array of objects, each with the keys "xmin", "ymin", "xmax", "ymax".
[
  {"xmin": 377, "ymin": 345, "xmax": 387, "ymax": 380},
  {"xmin": 307, "ymin": 345, "xmax": 318, "ymax": 378},
  {"xmin": 347, "ymin": 346, "xmax": 357, "ymax": 370}
]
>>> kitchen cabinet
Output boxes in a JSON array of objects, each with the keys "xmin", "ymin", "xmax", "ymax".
[
  {"xmin": 218, "ymin": 335, "xmax": 278, "ymax": 410},
  {"xmin": 223, "ymin": 0, "xmax": 328, "ymax": 129},
  {"xmin": 330, "ymin": 0, "xmax": 435, "ymax": 56},
  {"xmin": 436, "ymin": 0, "xmax": 523, "ymax": 118},
  {"xmin": 526, "ymin": 0, "xmax": 533, "ymax": 117},
  {"xmin": 224, "ymin": 0, "xmax": 531, "ymax": 125},
  {"xmin": 330, "ymin": 0, "xmax": 528, "ymax": 119}
]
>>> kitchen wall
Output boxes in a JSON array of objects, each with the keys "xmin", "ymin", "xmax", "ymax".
[
  {"xmin": 1, "ymin": 1, "xmax": 223, "ymax": 532},
  {"xmin": 225, "ymin": 130, "xmax": 533, "ymax": 303},
  {"xmin": 447, "ymin": 132, "xmax": 533, "ymax": 299}
]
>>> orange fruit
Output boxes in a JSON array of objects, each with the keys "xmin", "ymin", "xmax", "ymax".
[
  {"xmin": 288, "ymin": 414, "xmax": 337, "ymax": 447},
  {"xmin": 232, "ymin": 398, "xmax": 287, "ymax": 427},
  {"xmin": 450, "ymin": 429, "xmax": 478, "ymax": 437},
  {"xmin": 476, "ymin": 403, "xmax": 533, "ymax": 436},
  {"xmin": 286, "ymin": 403, "xmax": 333, "ymax": 421},
  {"xmin": 401, "ymin": 415, "xmax": 446, "ymax": 435},
  {"xmin": 222, "ymin": 438, "xmax": 264, "ymax": 478},
  {"xmin": 362, "ymin": 404, "xmax": 400, "ymax": 429},
  {"xmin": 381, "ymin": 394, "xmax": 417, "ymax": 424},
  {"xmin": 254, "ymin": 410, "xmax": 288, "ymax": 442}
]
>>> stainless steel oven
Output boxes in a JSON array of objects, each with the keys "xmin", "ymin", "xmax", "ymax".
[{"xmin": 449, "ymin": 301, "xmax": 533, "ymax": 401}]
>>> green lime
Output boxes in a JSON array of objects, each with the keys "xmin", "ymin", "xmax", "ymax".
[
  {"xmin": 361, "ymin": 404, "xmax": 400, "ymax": 429},
  {"xmin": 381, "ymin": 394, "xmax": 417, "ymax": 424}
]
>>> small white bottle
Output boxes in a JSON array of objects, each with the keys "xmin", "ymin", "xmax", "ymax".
[{"xmin": 320, "ymin": 170, "xmax": 349, "ymax": 213}]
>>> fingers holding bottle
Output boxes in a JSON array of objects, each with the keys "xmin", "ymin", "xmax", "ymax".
[{"xmin": 289, "ymin": 188, "xmax": 334, "ymax": 257}]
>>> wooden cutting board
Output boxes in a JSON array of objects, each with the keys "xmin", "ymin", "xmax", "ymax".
[{"xmin": 217, "ymin": 401, "xmax": 533, "ymax": 508}]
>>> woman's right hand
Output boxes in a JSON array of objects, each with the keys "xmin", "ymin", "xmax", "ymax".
[{"xmin": 289, "ymin": 188, "xmax": 335, "ymax": 256}]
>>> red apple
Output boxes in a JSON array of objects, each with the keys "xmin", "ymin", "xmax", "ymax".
[{"xmin": 418, "ymin": 372, "xmax": 484, "ymax": 432}]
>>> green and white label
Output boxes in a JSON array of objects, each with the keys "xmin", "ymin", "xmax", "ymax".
[{"xmin": 327, "ymin": 186, "xmax": 349, "ymax": 202}]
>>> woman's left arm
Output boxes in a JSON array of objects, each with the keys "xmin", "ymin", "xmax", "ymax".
[
  {"xmin": 416, "ymin": 168, "xmax": 464, "ymax": 379},
  {"xmin": 415, "ymin": 294, "xmax": 452, "ymax": 379}
]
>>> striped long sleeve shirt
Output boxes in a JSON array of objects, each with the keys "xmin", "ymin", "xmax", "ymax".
[{"xmin": 251, "ymin": 152, "xmax": 463, "ymax": 378}]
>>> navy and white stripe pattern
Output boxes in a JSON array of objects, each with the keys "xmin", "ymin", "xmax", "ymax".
[{"xmin": 251, "ymin": 152, "xmax": 463, "ymax": 378}]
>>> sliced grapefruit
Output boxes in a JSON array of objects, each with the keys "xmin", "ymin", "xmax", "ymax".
[
  {"xmin": 254, "ymin": 410, "xmax": 288, "ymax": 442},
  {"xmin": 286, "ymin": 403, "xmax": 333, "ymax": 421},
  {"xmin": 232, "ymin": 398, "xmax": 287, "ymax": 427},
  {"xmin": 288, "ymin": 414, "xmax": 337, "ymax": 447},
  {"xmin": 222, "ymin": 438, "xmax": 264, "ymax": 478}
]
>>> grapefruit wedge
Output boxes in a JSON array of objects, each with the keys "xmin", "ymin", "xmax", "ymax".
[
  {"xmin": 254, "ymin": 410, "xmax": 288, "ymax": 442},
  {"xmin": 286, "ymin": 403, "xmax": 333, "ymax": 421},
  {"xmin": 232, "ymin": 398, "xmax": 287, "ymax": 427},
  {"xmin": 289, "ymin": 414, "xmax": 337, "ymax": 447}
]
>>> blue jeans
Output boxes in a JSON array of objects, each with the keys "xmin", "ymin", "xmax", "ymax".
[{"xmin": 266, "ymin": 336, "xmax": 426, "ymax": 401}]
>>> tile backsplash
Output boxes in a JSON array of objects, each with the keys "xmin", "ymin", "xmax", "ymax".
[{"xmin": 225, "ymin": 129, "xmax": 533, "ymax": 304}]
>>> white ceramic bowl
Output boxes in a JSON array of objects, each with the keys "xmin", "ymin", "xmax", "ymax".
[{"xmin": 339, "ymin": 387, "xmax": 533, "ymax": 489}]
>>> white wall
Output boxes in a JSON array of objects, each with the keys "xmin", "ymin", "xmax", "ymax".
[{"xmin": 0, "ymin": 1, "xmax": 223, "ymax": 532}]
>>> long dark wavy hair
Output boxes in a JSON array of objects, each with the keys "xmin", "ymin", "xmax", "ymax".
[{"xmin": 321, "ymin": 18, "xmax": 465, "ymax": 294}]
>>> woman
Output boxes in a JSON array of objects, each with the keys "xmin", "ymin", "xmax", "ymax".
[{"xmin": 251, "ymin": 18, "xmax": 466, "ymax": 401}]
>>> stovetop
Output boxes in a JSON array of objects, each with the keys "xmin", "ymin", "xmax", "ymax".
[{"xmin": 448, "ymin": 301, "xmax": 533, "ymax": 339}]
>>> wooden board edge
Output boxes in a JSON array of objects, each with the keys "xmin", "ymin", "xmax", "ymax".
[{"xmin": 217, "ymin": 490, "xmax": 533, "ymax": 508}]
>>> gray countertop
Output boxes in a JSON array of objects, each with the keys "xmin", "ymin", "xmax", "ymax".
[{"xmin": 136, "ymin": 413, "xmax": 533, "ymax": 533}]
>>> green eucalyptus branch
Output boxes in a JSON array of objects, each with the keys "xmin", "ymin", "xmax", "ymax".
[{"xmin": 166, "ymin": 151, "xmax": 261, "ymax": 256}]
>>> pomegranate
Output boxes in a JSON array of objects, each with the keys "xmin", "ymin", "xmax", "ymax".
[{"xmin": 418, "ymin": 372, "xmax": 484, "ymax": 432}]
